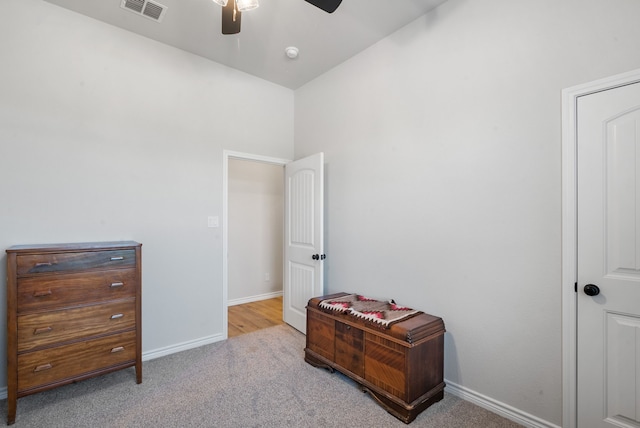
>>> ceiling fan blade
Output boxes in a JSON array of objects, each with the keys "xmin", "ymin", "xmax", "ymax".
[
  {"xmin": 222, "ymin": 0, "xmax": 241, "ymax": 35},
  {"xmin": 303, "ymin": 0, "xmax": 342, "ymax": 13}
]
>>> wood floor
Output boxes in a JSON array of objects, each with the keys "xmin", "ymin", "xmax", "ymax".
[{"xmin": 228, "ymin": 296, "xmax": 284, "ymax": 338}]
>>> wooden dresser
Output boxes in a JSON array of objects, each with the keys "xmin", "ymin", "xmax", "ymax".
[
  {"xmin": 5, "ymin": 241, "xmax": 142, "ymax": 425},
  {"xmin": 305, "ymin": 292, "xmax": 445, "ymax": 424}
]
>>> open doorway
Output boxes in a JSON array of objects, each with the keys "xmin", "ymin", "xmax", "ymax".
[{"xmin": 222, "ymin": 151, "xmax": 290, "ymax": 338}]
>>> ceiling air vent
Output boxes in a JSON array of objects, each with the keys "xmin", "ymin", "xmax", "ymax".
[{"xmin": 121, "ymin": 0, "xmax": 167, "ymax": 23}]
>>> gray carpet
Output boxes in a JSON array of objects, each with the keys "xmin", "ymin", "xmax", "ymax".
[{"xmin": 3, "ymin": 325, "xmax": 522, "ymax": 427}]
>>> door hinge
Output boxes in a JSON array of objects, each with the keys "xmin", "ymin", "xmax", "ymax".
[{"xmin": 574, "ymin": 282, "xmax": 577, "ymax": 293}]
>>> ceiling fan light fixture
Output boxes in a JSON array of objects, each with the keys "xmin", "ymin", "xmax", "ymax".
[
  {"xmin": 236, "ymin": 0, "xmax": 259, "ymax": 11},
  {"xmin": 212, "ymin": 0, "xmax": 228, "ymax": 6}
]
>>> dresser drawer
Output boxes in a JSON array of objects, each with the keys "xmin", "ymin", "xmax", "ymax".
[
  {"xmin": 16, "ymin": 249, "xmax": 135, "ymax": 276},
  {"xmin": 17, "ymin": 299, "xmax": 136, "ymax": 352},
  {"xmin": 17, "ymin": 330, "xmax": 137, "ymax": 392},
  {"xmin": 17, "ymin": 269, "xmax": 137, "ymax": 313}
]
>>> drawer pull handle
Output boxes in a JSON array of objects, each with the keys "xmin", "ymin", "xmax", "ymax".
[
  {"xmin": 110, "ymin": 313, "xmax": 124, "ymax": 320},
  {"xmin": 110, "ymin": 256, "xmax": 124, "ymax": 261},
  {"xmin": 34, "ymin": 363, "xmax": 52, "ymax": 372},
  {"xmin": 33, "ymin": 290, "xmax": 52, "ymax": 297},
  {"xmin": 33, "ymin": 326, "xmax": 53, "ymax": 335},
  {"xmin": 111, "ymin": 346, "xmax": 125, "ymax": 353},
  {"xmin": 34, "ymin": 262, "xmax": 53, "ymax": 268},
  {"xmin": 110, "ymin": 282, "xmax": 124, "ymax": 288}
]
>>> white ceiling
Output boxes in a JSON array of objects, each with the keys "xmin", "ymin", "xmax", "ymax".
[{"xmin": 42, "ymin": 0, "xmax": 446, "ymax": 89}]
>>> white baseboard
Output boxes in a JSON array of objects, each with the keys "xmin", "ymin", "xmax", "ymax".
[
  {"xmin": 142, "ymin": 333, "xmax": 225, "ymax": 361},
  {"xmin": 445, "ymin": 380, "xmax": 561, "ymax": 428},
  {"xmin": 228, "ymin": 290, "xmax": 283, "ymax": 307}
]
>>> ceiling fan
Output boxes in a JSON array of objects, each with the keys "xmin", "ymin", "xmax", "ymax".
[{"xmin": 212, "ymin": 0, "xmax": 343, "ymax": 35}]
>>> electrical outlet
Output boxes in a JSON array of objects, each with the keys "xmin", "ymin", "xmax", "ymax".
[{"xmin": 264, "ymin": 273, "xmax": 270, "ymax": 282}]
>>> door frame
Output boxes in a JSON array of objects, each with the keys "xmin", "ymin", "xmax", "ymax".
[
  {"xmin": 561, "ymin": 68, "xmax": 640, "ymax": 428},
  {"xmin": 222, "ymin": 150, "xmax": 291, "ymax": 339}
]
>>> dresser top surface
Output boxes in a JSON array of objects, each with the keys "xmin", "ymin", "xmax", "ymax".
[{"xmin": 6, "ymin": 241, "xmax": 141, "ymax": 254}]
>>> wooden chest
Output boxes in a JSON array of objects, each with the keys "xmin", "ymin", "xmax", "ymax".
[
  {"xmin": 5, "ymin": 241, "xmax": 142, "ymax": 425},
  {"xmin": 304, "ymin": 292, "xmax": 445, "ymax": 424}
]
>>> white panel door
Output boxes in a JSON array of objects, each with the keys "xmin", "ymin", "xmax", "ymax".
[
  {"xmin": 283, "ymin": 153, "xmax": 324, "ymax": 333},
  {"xmin": 577, "ymin": 82, "xmax": 640, "ymax": 428}
]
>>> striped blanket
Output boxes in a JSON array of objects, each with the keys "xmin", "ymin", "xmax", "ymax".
[{"xmin": 318, "ymin": 294, "xmax": 421, "ymax": 328}]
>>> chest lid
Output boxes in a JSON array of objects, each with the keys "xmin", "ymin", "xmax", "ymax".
[{"xmin": 308, "ymin": 292, "xmax": 445, "ymax": 344}]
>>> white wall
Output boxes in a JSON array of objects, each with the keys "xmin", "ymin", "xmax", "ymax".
[
  {"xmin": 228, "ymin": 159, "xmax": 284, "ymax": 302},
  {"xmin": 4, "ymin": 0, "xmax": 640, "ymax": 425},
  {"xmin": 0, "ymin": 0, "xmax": 293, "ymax": 383},
  {"xmin": 294, "ymin": 0, "xmax": 640, "ymax": 425}
]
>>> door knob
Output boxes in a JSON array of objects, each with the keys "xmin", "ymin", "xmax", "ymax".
[
  {"xmin": 584, "ymin": 284, "xmax": 600, "ymax": 296},
  {"xmin": 312, "ymin": 254, "xmax": 319, "ymax": 260}
]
